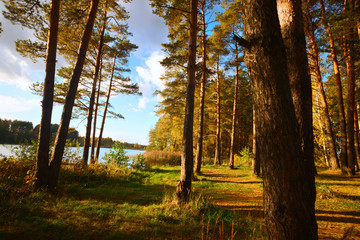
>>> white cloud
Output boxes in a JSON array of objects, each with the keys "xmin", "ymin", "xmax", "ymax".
[
  {"xmin": 132, "ymin": 96, "xmax": 150, "ymax": 112},
  {"xmin": 138, "ymin": 96, "xmax": 149, "ymax": 109},
  {"xmin": 124, "ymin": 0, "xmax": 168, "ymax": 54},
  {"xmin": 0, "ymin": 95, "xmax": 40, "ymax": 113},
  {"xmin": 136, "ymin": 51, "xmax": 166, "ymax": 92},
  {"xmin": 0, "ymin": 49, "xmax": 34, "ymax": 90},
  {"xmin": 0, "ymin": 3, "xmax": 46, "ymax": 90}
]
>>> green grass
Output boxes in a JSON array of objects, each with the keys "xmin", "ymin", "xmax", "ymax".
[{"xmin": 0, "ymin": 160, "xmax": 266, "ymax": 240}]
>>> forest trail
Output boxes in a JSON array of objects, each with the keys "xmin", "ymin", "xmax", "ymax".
[{"xmin": 197, "ymin": 167, "xmax": 360, "ymax": 240}]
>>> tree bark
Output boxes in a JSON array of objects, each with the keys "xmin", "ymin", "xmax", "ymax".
[
  {"xmin": 194, "ymin": 1, "xmax": 207, "ymax": 174},
  {"xmin": 356, "ymin": 0, "xmax": 360, "ymax": 40},
  {"xmin": 241, "ymin": 0, "xmax": 318, "ymax": 238},
  {"xmin": 34, "ymin": 0, "xmax": 60, "ymax": 189},
  {"xmin": 214, "ymin": 59, "xmax": 221, "ymax": 166},
  {"xmin": 177, "ymin": 0, "xmax": 198, "ymax": 205},
  {"xmin": 354, "ymin": 108, "xmax": 360, "ymax": 171},
  {"xmin": 343, "ymin": 0, "xmax": 356, "ymax": 175},
  {"xmin": 48, "ymin": 0, "xmax": 100, "ymax": 189},
  {"xmin": 277, "ymin": 0, "xmax": 315, "ymax": 175},
  {"xmin": 96, "ymin": 57, "xmax": 116, "ymax": 162},
  {"xmin": 304, "ymin": 3, "xmax": 339, "ymax": 170},
  {"xmin": 82, "ymin": 14, "xmax": 106, "ymax": 166},
  {"xmin": 319, "ymin": 0, "xmax": 346, "ymax": 171},
  {"xmin": 252, "ymin": 104, "xmax": 260, "ymax": 176},
  {"xmin": 229, "ymin": 42, "xmax": 239, "ymax": 169},
  {"xmin": 90, "ymin": 66, "xmax": 102, "ymax": 164}
]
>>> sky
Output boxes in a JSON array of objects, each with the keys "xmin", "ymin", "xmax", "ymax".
[{"xmin": 0, "ymin": 0, "xmax": 169, "ymax": 145}]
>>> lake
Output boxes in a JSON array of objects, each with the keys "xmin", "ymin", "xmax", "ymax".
[{"xmin": 0, "ymin": 144, "xmax": 145, "ymax": 163}]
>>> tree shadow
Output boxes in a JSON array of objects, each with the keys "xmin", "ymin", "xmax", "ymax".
[
  {"xmin": 202, "ymin": 173, "xmax": 249, "ymax": 179},
  {"xmin": 65, "ymin": 180, "xmax": 176, "ymax": 206},
  {"xmin": 223, "ymin": 205, "xmax": 264, "ymax": 218},
  {"xmin": 316, "ymin": 209, "xmax": 360, "ymax": 218},
  {"xmin": 204, "ymin": 178, "xmax": 262, "ymax": 184},
  {"xmin": 316, "ymin": 215, "xmax": 360, "ymax": 224}
]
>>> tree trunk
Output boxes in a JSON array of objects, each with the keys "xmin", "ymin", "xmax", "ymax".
[
  {"xmin": 319, "ymin": 0, "xmax": 347, "ymax": 171},
  {"xmin": 354, "ymin": 108, "xmax": 360, "ymax": 171},
  {"xmin": 277, "ymin": 0, "xmax": 315, "ymax": 175},
  {"xmin": 214, "ymin": 59, "xmax": 221, "ymax": 166},
  {"xmin": 316, "ymin": 103, "xmax": 330, "ymax": 167},
  {"xmin": 34, "ymin": 0, "xmax": 60, "ymax": 189},
  {"xmin": 229, "ymin": 42, "xmax": 239, "ymax": 169},
  {"xmin": 252, "ymin": 104, "xmax": 260, "ymax": 176},
  {"xmin": 176, "ymin": 0, "xmax": 198, "ymax": 205},
  {"xmin": 194, "ymin": 1, "xmax": 207, "ymax": 174},
  {"xmin": 356, "ymin": 0, "xmax": 360, "ymax": 40},
  {"xmin": 241, "ymin": 0, "xmax": 318, "ymax": 238},
  {"xmin": 96, "ymin": 57, "xmax": 116, "ymax": 162},
  {"xmin": 48, "ymin": 0, "xmax": 100, "ymax": 189},
  {"xmin": 304, "ymin": 3, "xmax": 339, "ymax": 170},
  {"xmin": 90, "ymin": 66, "xmax": 102, "ymax": 164},
  {"xmin": 82, "ymin": 14, "xmax": 106, "ymax": 166},
  {"xmin": 343, "ymin": 0, "xmax": 356, "ymax": 175}
]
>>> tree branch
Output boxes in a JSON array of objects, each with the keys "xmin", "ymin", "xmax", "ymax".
[{"xmin": 233, "ymin": 34, "xmax": 251, "ymax": 49}]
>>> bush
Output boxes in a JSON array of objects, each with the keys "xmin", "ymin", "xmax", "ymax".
[
  {"xmin": 143, "ymin": 151, "xmax": 181, "ymax": 167},
  {"xmin": 234, "ymin": 147, "xmax": 253, "ymax": 167},
  {"xmin": 63, "ymin": 139, "xmax": 82, "ymax": 164},
  {"xmin": 131, "ymin": 154, "xmax": 147, "ymax": 170},
  {"xmin": 13, "ymin": 140, "xmax": 37, "ymax": 165},
  {"xmin": 104, "ymin": 142, "xmax": 129, "ymax": 167}
]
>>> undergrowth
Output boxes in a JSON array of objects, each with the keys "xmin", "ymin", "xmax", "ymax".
[{"xmin": 0, "ymin": 160, "xmax": 266, "ymax": 239}]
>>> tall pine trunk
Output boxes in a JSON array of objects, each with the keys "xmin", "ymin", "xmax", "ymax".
[
  {"xmin": 176, "ymin": 0, "xmax": 198, "ymax": 205},
  {"xmin": 354, "ymin": 108, "xmax": 360, "ymax": 171},
  {"xmin": 96, "ymin": 57, "xmax": 116, "ymax": 162},
  {"xmin": 82, "ymin": 14, "xmax": 106, "ymax": 166},
  {"xmin": 319, "ymin": 0, "xmax": 346, "ymax": 170},
  {"xmin": 90, "ymin": 68, "xmax": 102, "ymax": 164},
  {"xmin": 252, "ymin": 104, "xmax": 260, "ymax": 176},
  {"xmin": 343, "ymin": 0, "xmax": 356, "ymax": 175},
  {"xmin": 241, "ymin": 0, "xmax": 317, "ymax": 237},
  {"xmin": 194, "ymin": 1, "xmax": 207, "ymax": 174},
  {"xmin": 276, "ymin": 0, "xmax": 315, "ymax": 175},
  {"xmin": 304, "ymin": 3, "xmax": 339, "ymax": 170},
  {"xmin": 48, "ymin": 0, "xmax": 100, "ymax": 189},
  {"xmin": 214, "ymin": 59, "xmax": 221, "ymax": 166},
  {"xmin": 34, "ymin": 0, "xmax": 60, "ymax": 189},
  {"xmin": 229, "ymin": 42, "xmax": 239, "ymax": 169},
  {"xmin": 356, "ymin": 0, "xmax": 360, "ymax": 40}
]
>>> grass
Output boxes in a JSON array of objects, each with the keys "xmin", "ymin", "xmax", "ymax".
[
  {"xmin": 1, "ymin": 158, "xmax": 359, "ymax": 239},
  {"xmin": 0, "ymin": 160, "xmax": 266, "ymax": 240}
]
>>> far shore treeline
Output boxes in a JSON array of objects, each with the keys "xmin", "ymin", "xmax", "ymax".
[{"xmin": 0, "ymin": 118, "xmax": 146, "ymax": 150}]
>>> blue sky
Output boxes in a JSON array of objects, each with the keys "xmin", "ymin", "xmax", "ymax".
[{"xmin": 0, "ymin": 0, "xmax": 169, "ymax": 145}]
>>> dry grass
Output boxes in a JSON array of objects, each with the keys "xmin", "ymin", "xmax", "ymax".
[{"xmin": 143, "ymin": 150, "xmax": 181, "ymax": 167}]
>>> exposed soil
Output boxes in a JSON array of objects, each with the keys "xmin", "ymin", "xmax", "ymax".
[{"xmin": 197, "ymin": 167, "xmax": 360, "ymax": 240}]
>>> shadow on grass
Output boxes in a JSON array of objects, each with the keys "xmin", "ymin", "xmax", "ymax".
[
  {"xmin": 223, "ymin": 205, "xmax": 264, "ymax": 218},
  {"xmin": 203, "ymin": 178, "xmax": 262, "ymax": 184},
  {"xmin": 316, "ymin": 173, "xmax": 360, "ymax": 181},
  {"xmin": 143, "ymin": 167, "xmax": 180, "ymax": 174},
  {"xmin": 202, "ymin": 173, "xmax": 249, "ymax": 179},
  {"xmin": 316, "ymin": 209, "xmax": 360, "ymax": 217},
  {"xmin": 316, "ymin": 215, "xmax": 360, "ymax": 224},
  {"xmin": 65, "ymin": 181, "xmax": 176, "ymax": 206}
]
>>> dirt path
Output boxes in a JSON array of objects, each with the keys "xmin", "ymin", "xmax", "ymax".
[{"xmin": 198, "ymin": 167, "xmax": 360, "ymax": 240}]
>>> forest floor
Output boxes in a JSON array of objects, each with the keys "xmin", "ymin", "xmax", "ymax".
[
  {"xmin": 0, "ymin": 161, "xmax": 359, "ymax": 239},
  {"xmin": 196, "ymin": 166, "xmax": 360, "ymax": 240}
]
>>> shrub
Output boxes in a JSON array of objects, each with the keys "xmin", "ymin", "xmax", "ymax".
[
  {"xmin": 143, "ymin": 151, "xmax": 181, "ymax": 167},
  {"xmin": 234, "ymin": 147, "xmax": 253, "ymax": 167},
  {"xmin": 63, "ymin": 139, "xmax": 82, "ymax": 164},
  {"xmin": 131, "ymin": 154, "xmax": 147, "ymax": 170},
  {"xmin": 104, "ymin": 142, "xmax": 129, "ymax": 167},
  {"xmin": 13, "ymin": 140, "xmax": 37, "ymax": 165}
]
